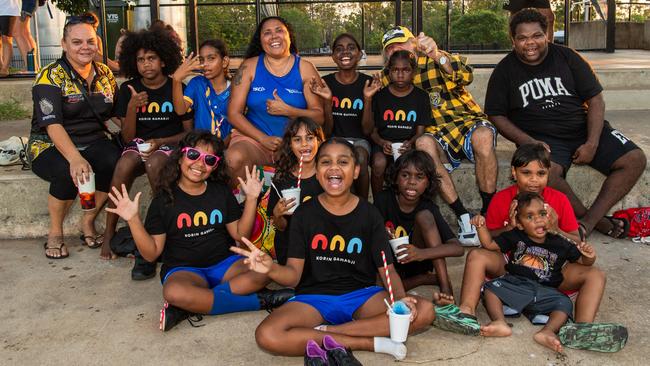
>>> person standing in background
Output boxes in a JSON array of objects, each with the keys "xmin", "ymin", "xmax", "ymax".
[
  {"xmin": 0, "ymin": 0, "xmax": 20, "ymax": 76},
  {"xmin": 12, "ymin": 0, "xmax": 40, "ymax": 72}
]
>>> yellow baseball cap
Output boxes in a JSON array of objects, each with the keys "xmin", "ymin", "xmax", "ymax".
[{"xmin": 382, "ymin": 26, "xmax": 415, "ymax": 50}]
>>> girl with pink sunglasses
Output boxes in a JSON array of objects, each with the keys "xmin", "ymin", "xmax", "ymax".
[{"xmin": 107, "ymin": 131, "xmax": 294, "ymax": 332}]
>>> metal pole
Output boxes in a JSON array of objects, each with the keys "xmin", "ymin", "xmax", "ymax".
[
  {"xmin": 410, "ymin": 0, "xmax": 418, "ymax": 34},
  {"xmin": 98, "ymin": 0, "xmax": 108, "ymax": 65},
  {"xmin": 445, "ymin": 0, "xmax": 451, "ymax": 50},
  {"xmin": 188, "ymin": 0, "xmax": 198, "ymax": 53},
  {"xmin": 150, "ymin": 0, "xmax": 160, "ymax": 23},
  {"xmin": 33, "ymin": 9, "xmax": 40, "ymax": 69},
  {"xmin": 360, "ymin": 3, "xmax": 365, "ymax": 50},
  {"xmin": 395, "ymin": 0, "xmax": 402, "ymax": 26},
  {"xmin": 255, "ymin": 0, "xmax": 261, "ymax": 25},
  {"xmin": 564, "ymin": 0, "xmax": 570, "ymax": 47},
  {"xmin": 416, "ymin": 0, "xmax": 422, "ymax": 34},
  {"xmin": 606, "ymin": 0, "xmax": 615, "ymax": 53}
]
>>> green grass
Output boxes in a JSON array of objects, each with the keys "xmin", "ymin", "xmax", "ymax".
[{"xmin": 0, "ymin": 100, "xmax": 30, "ymax": 121}]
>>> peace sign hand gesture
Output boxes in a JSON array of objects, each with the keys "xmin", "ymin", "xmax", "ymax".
[{"xmin": 230, "ymin": 237, "xmax": 274, "ymax": 274}]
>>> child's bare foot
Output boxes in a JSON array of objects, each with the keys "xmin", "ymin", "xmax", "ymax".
[
  {"xmin": 480, "ymin": 320, "xmax": 512, "ymax": 337},
  {"xmin": 432, "ymin": 292, "xmax": 454, "ymax": 306},
  {"xmin": 533, "ymin": 329, "xmax": 563, "ymax": 353}
]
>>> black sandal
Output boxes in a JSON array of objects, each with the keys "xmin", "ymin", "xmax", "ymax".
[
  {"xmin": 603, "ymin": 216, "xmax": 630, "ymax": 239},
  {"xmin": 80, "ymin": 234, "xmax": 102, "ymax": 249},
  {"xmin": 44, "ymin": 241, "xmax": 69, "ymax": 259}
]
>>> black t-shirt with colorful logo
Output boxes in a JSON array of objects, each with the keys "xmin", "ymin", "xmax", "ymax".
[
  {"xmin": 502, "ymin": 0, "xmax": 551, "ymax": 12},
  {"xmin": 322, "ymin": 72, "xmax": 372, "ymax": 139},
  {"xmin": 495, "ymin": 229, "xmax": 582, "ymax": 288},
  {"xmin": 372, "ymin": 86, "xmax": 432, "ymax": 142},
  {"xmin": 373, "ymin": 189, "xmax": 455, "ymax": 275},
  {"xmin": 373, "ymin": 189, "xmax": 455, "ymax": 242},
  {"xmin": 115, "ymin": 77, "xmax": 191, "ymax": 140},
  {"xmin": 484, "ymin": 43, "xmax": 603, "ymax": 139},
  {"xmin": 145, "ymin": 181, "xmax": 241, "ymax": 279},
  {"xmin": 288, "ymin": 197, "xmax": 393, "ymax": 295},
  {"xmin": 268, "ymin": 174, "xmax": 324, "ymax": 264}
]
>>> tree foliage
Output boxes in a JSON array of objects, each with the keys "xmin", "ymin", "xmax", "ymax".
[{"xmin": 50, "ymin": 0, "xmax": 90, "ymax": 15}]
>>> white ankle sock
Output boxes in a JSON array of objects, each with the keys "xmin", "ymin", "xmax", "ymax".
[{"xmin": 373, "ymin": 337, "xmax": 407, "ymax": 360}]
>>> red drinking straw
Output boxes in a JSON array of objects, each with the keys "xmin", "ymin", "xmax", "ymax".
[
  {"xmin": 381, "ymin": 250, "xmax": 394, "ymax": 305},
  {"xmin": 297, "ymin": 154, "xmax": 304, "ymax": 188}
]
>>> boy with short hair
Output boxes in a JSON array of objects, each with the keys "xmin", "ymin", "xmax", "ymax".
[{"xmin": 471, "ymin": 192, "xmax": 596, "ymax": 353}]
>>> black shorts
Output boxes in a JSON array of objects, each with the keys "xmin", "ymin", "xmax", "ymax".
[
  {"xmin": 503, "ymin": 0, "xmax": 551, "ymax": 12},
  {"xmin": 0, "ymin": 16, "xmax": 14, "ymax": 36},
  {"xmin": 395, "ymin": 260, "xmax": 433, "ymax": 279},
  {"xmin": 530, "ymin": 121, "xmax": 640, "ymax": 175},
  {"xmin": 484, "ymin": 274, "xmax": 573, "ymax": 318}
]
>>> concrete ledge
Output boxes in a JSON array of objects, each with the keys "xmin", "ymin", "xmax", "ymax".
[
  {"xmin": 3, "ymin": 68, "xmax": 650, "ymax": 111},
  {"xmin": 1, "ymin": 155, "xmax": 648, "ymax": 239}
]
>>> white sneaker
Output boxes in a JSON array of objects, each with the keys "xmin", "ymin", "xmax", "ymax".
[
  {"xmin": 0, "ymin": 136, "xmax": 24, "ymax": 166},
  {"xmin": 457, "ymin": 213, "xmax": 480, "ymax": 247}
]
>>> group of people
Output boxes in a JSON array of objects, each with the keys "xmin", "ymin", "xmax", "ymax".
[
  {"xmin": 0, "ymin": 0, "xmax": 39, "ymax": 75},
  {"xmin": 27, "ymin": 6, "xmax": 643, "ymax": 363}
]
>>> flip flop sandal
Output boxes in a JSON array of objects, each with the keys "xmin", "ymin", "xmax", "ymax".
[
  {"xmin": 603, "ymin": 216, "xmax": 630, "ymax": 239},
  {"xmin": 578, "ymin": 222, "xmax": 588, "ymax": 242},
  {"xmin": 44, "ymin": 242, "xmax": 69, "ymax": 259},
  {"xmin": 433, "ymin": 304, "xmax": 481, "ymax": 336},
  {"xmin": 80, "ymin": 234, "xmax": 102, "ymax": 249},
  {"xmin": 559, "ymin": 322, "xmax": 628, "ymax": 353}
]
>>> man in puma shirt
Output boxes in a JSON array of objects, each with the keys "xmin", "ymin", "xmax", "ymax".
[{"xmin": 485, "ymin": 9, "xmax": 646, "ymax": 239}]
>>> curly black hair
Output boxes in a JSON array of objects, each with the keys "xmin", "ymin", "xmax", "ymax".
[
  {"xmin": 509, "ymin": 8, "xmax": 548, "ymax": 38},
  {"xmin": 513, "ymin": 191, "xmax": 546, "ymax": 217},
  {"xmin": 244, "ymin": 16, "xmax": 298, "ymax": 59},
  {"xmin": 316, "ymin": 137, "xmax": 359, "ymax": 165},
  {"xmin": 385, "ymin": 150, "xmax": 440, "ymax": 201},
  {"xmin": 155, "ymin": 131, "xmax": 229, "ymax": 205},
  {"xmin": 273, "ymin": 117, "xmax": 325, "ymax": 183},
  {"xmin": 118, "ymin": 26, "xmax": 183, "ymax": 80}
]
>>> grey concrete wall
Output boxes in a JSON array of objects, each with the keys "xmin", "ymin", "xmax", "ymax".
[
  {"xmin": 571, "ymin": 21, "xmax": 646, "ymax": 50},
  {"xmin": 645, "ymin": 20, "xmax": 650, "ymax": 50}
]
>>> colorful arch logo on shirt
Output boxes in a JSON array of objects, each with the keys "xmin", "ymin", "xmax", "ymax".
[
  {"xmin": 139, "ymin": 101, "xmax": 174, "ymax": 114},
  {"xmin": 177, "ymin": 209, "xmax": 223, "ymax": 228},
  {"xmin": 385, "ymin": 221, "xmax": 408, "ymax": 238},
  {"xmin": 383, "ymin": 109, "xmax": 417, "ymax": 122},
  {"xmin": 310, "ymin": 234, "xmax": 363, "ymax": 254},
  {"xmin": 332, "ymin": 96, "xmax": 363, "ymax": 110}
]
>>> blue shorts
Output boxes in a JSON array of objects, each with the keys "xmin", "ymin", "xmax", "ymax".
[
  {"xmin": 162, "ymin": 255, "xmax": 243, "ymax": 287},
  {"xmin": 429, "ymin": 120, "xmax": 497, "ymax": 172},
  {"xmin": 288, "ymin": 286, "xmax": 385, "ymax": 325}
]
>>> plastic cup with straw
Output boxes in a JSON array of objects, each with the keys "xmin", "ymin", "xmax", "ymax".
[
  {"xmin": 281, "ymin": 154, "xmax": 304, "ymax": 214},
  {"xmin": 382, "ymin": 250, "xmax": 411, "ymax": 342}
]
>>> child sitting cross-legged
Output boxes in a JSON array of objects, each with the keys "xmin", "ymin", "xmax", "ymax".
[{"xmin": 471, "ymin": 191, "xmax": 596, "ymax": 353}]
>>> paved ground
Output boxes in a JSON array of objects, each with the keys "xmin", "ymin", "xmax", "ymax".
[{"xmin": 1, "ymin": 232, "xmax": 648, "ymax": 366}]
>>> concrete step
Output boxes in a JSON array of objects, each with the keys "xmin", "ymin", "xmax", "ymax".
[
  {"xmin": 0, "ymin": 149, "xmax": 647, "ymax": 239},
  {"xmin": 3, "ymin": 67, "xmax": 650, "ymax": 111}
]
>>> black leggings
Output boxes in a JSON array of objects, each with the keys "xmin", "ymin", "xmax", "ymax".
[{"xmin": 31, "ymin": 139, "xmax": 120, "ymax": 200}]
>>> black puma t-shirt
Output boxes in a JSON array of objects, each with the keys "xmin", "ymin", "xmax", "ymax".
[
  {"xmin": 484, "ymin": 43, "xmax": 602, "ymax": 139},
  {"xmin": 115, "ymin": 77, "xmax": 191, "ymax": 140},
  {"xmin": 288, "ymin": 197, "xmax": 393, "ymax": 295},
  {"xmin": 323, "ymin": 72, "xmax": 372, "ymax": 139},
  {"xmin": 145, "ymin": 181, "xmax": 241, "ymax": 279},
  {"xmin": 495, "ymin": 229, "xmax": 582, "ymax": 288},
  {"xmin": 268, "ymin": 174, "xmax": 324, "ymax": 265},
  {"xmin": 372, "ymin": 86, "xmax": 431, "ymax": 142}
]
